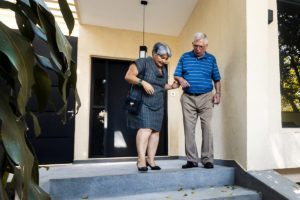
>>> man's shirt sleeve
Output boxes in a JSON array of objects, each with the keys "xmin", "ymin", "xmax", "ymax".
[
  {"xmin": 173, "ymin": 55, "xmax": 184, "ymax": 77},
  {"xmin": 212, "ymin": 57, "xmax": 221, "ymax": 82}
]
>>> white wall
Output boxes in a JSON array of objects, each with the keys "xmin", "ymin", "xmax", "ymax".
[{"xmin": 246, "ymin": 0, "xmax": 300, "ymax": 170}]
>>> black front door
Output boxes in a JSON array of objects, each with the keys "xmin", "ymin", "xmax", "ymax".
[
  {"xmin": 26, "ymin": 36, "xmax": 77, "ymax": 164},
  {"xmin": 89, "ymin": 57, "xmax": 168, "ymax": 157}
]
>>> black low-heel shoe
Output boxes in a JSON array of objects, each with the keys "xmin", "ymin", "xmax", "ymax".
[
  {"xmin": 137, "ymin": 162, "xmax": 148, "ymax": 172},
  {"xmin": 146, "ymin": 161, "xmax": 161, "ymax": 170}
]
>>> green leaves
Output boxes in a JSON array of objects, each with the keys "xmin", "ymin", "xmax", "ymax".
[
  {"xmin": 0, "ymin": 21, "xmax": 36, "ymax": 116},
  {"xmin": 0, "ymin": 0, "xmax": 79, "ymax": 199},
  {"xmin": 32, "ymin": 65, "xmax": 51, "ymax": 113},
  {"xmin": 15, "ymin": 11, "xmax": 35, "ymax": 42},
  {"xmin": 278, "ymin": 10, "xmax": 300, "ymax": 112},
  {"xmin": 58, "ymin": 0, "xmax": 74, "ymax": 35},
  {"xmin": 0, "ymin": 88, "xmax": 34, "ymax": 199}
]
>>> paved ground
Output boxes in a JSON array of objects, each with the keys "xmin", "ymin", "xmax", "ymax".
[{"xmin": 102, "ymin": 185, "xmax": 261, "ymax": 200}]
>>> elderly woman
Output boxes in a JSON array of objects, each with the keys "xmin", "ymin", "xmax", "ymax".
[{"xmin": 125, "ymin": 42, "xmax": 179, "ymax": 172}]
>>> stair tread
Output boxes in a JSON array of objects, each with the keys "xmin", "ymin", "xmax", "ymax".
[
  {"xmin": 42, "ymin": 160, "xmax": 237, "ymax": 199},
  {"xmin": 40, "ymin": 160, "xmax": 233, "ymax": 182},
  {"xmin": 90, "ymin": 185, "xmax": 261, "ymax": 200}
]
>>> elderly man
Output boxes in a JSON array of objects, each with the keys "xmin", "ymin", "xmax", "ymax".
[{"xmin": 174, "ymin": 32, "xmax": 221, "ymax": 169}]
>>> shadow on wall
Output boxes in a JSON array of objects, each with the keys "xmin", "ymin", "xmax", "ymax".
[
  {"xmin": 219, "ymin": 53, "xmax": 247, "ymax": 167},
  {"xmin": 270, "ymin": 129, "xmax": 300, "ymax": 169}
]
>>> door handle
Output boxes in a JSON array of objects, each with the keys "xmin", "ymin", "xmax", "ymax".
[{"xmin": 67, "ymin": 110, "xmax": 75, "ymax": 117}]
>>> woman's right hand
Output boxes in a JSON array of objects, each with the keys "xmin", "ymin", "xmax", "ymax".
[{"xmin": 142, "ymin": 81, "xmax": 154, "ymax": 95}]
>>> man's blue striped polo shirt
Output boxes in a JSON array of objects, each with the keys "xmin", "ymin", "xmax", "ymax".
[{"xmin": 174, "ymin": 51, "xmax": 221, "ymax": 94}]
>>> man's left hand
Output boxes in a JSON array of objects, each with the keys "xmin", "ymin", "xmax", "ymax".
[{"xmin": 214, "ymin": 93, "xmax": 221, "ymax": 104}]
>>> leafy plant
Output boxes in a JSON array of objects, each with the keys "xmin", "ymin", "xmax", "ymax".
[
  {"xmin": 278, "ymin": 6, "xmax": 300, "ymax": 112},
  {"xmin": 0, "ymin": 0, "xmax": 80, "ymax": 199}
]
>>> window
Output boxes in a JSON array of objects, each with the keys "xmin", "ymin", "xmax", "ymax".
[{"xmin": 277, "ymin": 0, "xmax": 300, "ymax": 128}]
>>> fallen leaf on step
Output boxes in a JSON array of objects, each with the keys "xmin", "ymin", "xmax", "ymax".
[
  {"xmin": 232, "ymin": 186, "xmax": 238, "ymax": 190},
  {"xmin": 227, "ymin": 193, "xmax": 232, "ymax": 196},
  {"xmin": 221, "ymin": 190, "xmax": 227, "ymax": 192},
  {"xmin": 210, "ymin": 186, "xmax": 215, "ymax": 189},
  {"xmin": 184, "ymin": 194, "xmax": 188, "ymax": 196},
  {"xmin": 165, "ymin": 196, "xmax": 172, "ymax": 199},
  {"xmin": 178, "ymin": 188, "xmax": 183, "ymax": 191},
  {"xmin": 191, "ymin": 192, "xmax": 195, "ymax": 194},
  {"xmin": 40, "ymin": 166, "xmax": 50, "ymax": 171},
  {"xmin": 225, "ymin": 186, "xmax": 230, "ymax": 189},
  {"xmin": 81, "ymin": 197, "xmax": 88, "ymax": 199}
]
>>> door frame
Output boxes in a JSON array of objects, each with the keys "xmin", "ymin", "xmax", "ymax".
[{"xmin": 88, "ymin": 56, "xmax": 169, "ymax": 158}]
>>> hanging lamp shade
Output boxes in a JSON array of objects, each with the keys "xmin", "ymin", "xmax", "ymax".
[
  {"xmin": 139, "ymin": 0, "xmax": 148, "ymax": 58},
  {"xmin": 139, "ymin": 45, "xmax": 147, "ymax": 58}
]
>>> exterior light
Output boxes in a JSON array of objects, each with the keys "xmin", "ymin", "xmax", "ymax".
[{"xmin": 139, "ymin": 0, "xmax": 148, "ymax": 58}]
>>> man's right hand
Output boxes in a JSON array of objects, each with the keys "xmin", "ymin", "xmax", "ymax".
[{"xmin": 175, "ymin": 76, "xmax": 190, "ymax": 88}]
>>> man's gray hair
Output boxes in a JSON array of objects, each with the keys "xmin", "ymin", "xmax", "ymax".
[
  {"xmin": 152, "ymin": 42, "xmax": 172, "ymax": 57},
  {"xmin": 193, "ymin": 32, "xmax": 208, "ymax": 45}
]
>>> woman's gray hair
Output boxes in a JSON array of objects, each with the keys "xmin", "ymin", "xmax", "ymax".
[
  {"xmin": 193, "ymin": 32, "xmax": 208, "ymax": 45},
  {"xmin": 152, "ymin": 42, "xmax": 172, "ymax": 57}
]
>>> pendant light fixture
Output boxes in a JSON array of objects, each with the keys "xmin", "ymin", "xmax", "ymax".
[{"xmin": 139, "ymin": 0, "xmax": 148, "ymax": 58}]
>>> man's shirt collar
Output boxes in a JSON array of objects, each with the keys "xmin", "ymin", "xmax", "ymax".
[{"xmin": 190, "ymin": 50, "xmax": 208, "ymax": 59}]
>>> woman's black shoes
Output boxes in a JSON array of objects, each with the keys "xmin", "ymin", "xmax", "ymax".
[
  {"xmin": 146, "ymin": 161, "xmax": 161, "ymax": 170},
  {"xmin": 137, "ymin": 166, "xmax": 148, "ymax": 172},
  {"xmin": 137, "ymin": 162, "xmax": 148, "ymax": 172},
  {"xmin": 136, "ymin": 161, "xmax": 161, "ymax": 172}
]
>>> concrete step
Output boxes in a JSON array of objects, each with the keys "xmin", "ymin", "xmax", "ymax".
[
  {"xmin": 47, "ymin": 160, "xmax": 235, "ymax": 200},
  {"xmin": 102, "ymin": 185, "xmax": 262, "ymax": 200}
]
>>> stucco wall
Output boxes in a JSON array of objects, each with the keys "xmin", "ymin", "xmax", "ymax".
[
  {"xmin": 74, "ymin": 24, "xmax": 179, "ymax": 160},
  {"xmin": 177, "ymin": 0, "xmax": 247, "ymax": 168},
  {"xmin": 75, "ymin": 0, "xmax": 300, "ymax": 171},
  {"xmin": 246, "ymin": 0, "xmax": 300, "ymax": 170}
]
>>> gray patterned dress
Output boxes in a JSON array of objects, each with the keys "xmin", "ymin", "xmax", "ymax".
[{"xmin": 127, "ymin": 57, "xmax": 168, "ymax": 132}]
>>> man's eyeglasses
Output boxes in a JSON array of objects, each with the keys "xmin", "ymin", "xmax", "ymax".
[{"xmin": 193, "ymin": 44, "xmax": 206, "ymax": 49}]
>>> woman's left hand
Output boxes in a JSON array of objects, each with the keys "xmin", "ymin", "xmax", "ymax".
[{"xmin": 142, "ymin": 81, "xmax": 155, "ymax": 95}]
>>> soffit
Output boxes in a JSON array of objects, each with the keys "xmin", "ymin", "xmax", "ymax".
[{"xmin": 75, "ymin": 0, "xmax": 198, "ymax": 36}]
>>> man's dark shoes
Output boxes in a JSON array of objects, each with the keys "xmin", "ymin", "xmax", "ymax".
[
  {"xmin": 146, "ymin": 161, "xmax": 161, "ymax": 170},
  {"xmin": 204, "ymin": 162, "xmax": 214, "ymax": 169},
  {"xmin": 182, "ymin": 161, "xmax": 198, "ymax": 169}
]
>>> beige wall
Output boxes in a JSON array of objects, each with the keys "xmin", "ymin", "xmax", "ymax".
[
  {"xmin": 74, "ymin": 24, "xmax": 179, "ymax": 160},
  {"xmin": 177, "ymin": 0, "xmax": 247, "ymax": 168},
  {"xmin": 75, "ymin": 0, "xmax": 300, "ymax": 171}
]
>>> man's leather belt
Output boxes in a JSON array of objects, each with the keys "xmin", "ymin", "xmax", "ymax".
[{"xmin": 184, "ymin": 92, "xmax": 204, "ymax": 96}]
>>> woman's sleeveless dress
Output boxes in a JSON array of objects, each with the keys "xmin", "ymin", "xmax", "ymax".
[{"xmin": 127, "ymin": 57, "xmax": 168, "ymax": 132}]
